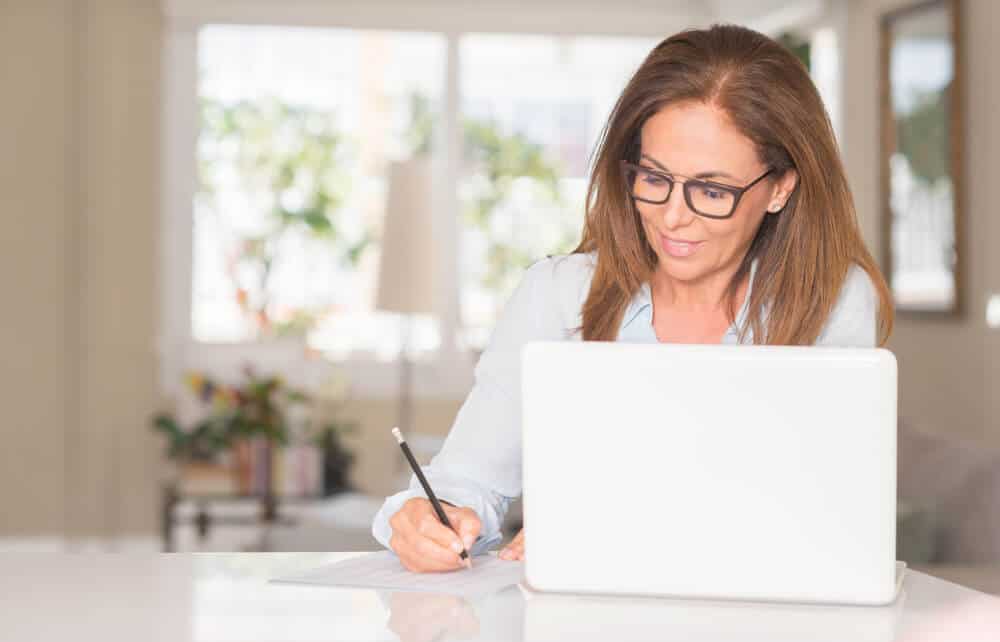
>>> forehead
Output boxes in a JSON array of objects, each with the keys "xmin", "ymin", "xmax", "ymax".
[{"xmin": 639, "ymin": 101, "xmax": 760, "ymax": 176}]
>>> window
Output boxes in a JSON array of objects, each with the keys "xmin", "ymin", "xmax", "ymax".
[
  {"xmin": 193, "ymin": 25, "xmax": 656, "ymax": 356},
  {"xmin": 458, "ymin": 34, "xmax": 657, "ymax": 348},
  {"xmin": 167, "ymin": 8, "xmax": 843, "ymax": 381},
  {"xmin": 194, "ymin": 26, "xmax": 444, "ymax": 358}
]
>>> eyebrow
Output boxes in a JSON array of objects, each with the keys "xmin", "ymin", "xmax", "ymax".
[{"xmin": 640, "ymin": 153, "xmax": 740, "ymax": 182}]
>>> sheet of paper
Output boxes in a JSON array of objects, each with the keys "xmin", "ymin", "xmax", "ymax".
[{"xmin": 271, "ymin": 551, "xmax": 524, "ymax": 599}]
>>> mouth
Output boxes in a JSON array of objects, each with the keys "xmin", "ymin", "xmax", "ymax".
[{"xmin": 660, "ymin": 233, "xmax": 704, "ymax": 258}]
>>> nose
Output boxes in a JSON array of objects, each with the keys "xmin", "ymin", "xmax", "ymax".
[{"xmin": 661, "ymin": 182, "xmax": 697, "ymax": 230}]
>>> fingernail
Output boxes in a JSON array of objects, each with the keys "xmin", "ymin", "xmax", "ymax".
[
  {"xmin": 499, "ymin": 549, "xmax": 510, "ymax": 560},
  {"xmin": 451, "ymin": 541, "xmax": 462, "ymax": 553},
  {"xmin": 463, "ymin": 534, "xmax": 475, "ymax": 549}
]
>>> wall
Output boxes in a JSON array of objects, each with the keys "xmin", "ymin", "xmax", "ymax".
[
  {"xmin": 0, "ymin": 1, "xmax": 75, "ymax": 536},
  {"xmin": 0, "ymin": 0, "xmax": 161, "ymax": 540},
  {"xmin": 842, "ymin": 0, "xmax": 999, "ymax": 445},
  {"xmin": 339, "ymin": 398, "xmax": 463, "ymax": 498},
  {"xmin": 982, "ymin": 1, "xmax": 1000, "ymax": 448}
]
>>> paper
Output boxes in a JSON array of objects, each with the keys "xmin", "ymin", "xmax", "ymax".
[{"xmin": 272, "ymin": 551, "xmax": 524, "ymax": 599}]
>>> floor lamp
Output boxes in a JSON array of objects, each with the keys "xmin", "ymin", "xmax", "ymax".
[{"xmin": 376, "ymin": 158, "xmax": 437, "ymax": 476}]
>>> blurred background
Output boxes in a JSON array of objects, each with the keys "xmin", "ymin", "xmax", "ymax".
[{"xmin": 1, "ymin": 0, "xmax": 996, "ymax": 593}]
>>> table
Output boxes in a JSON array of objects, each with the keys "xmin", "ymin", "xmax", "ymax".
[
  {"xmin": 1, "ymin": 553, "xmax": 997, "ymax": 642},
  {"xmin": 161, "ymin": 484, "xmax": 338, "ymax": 551}
]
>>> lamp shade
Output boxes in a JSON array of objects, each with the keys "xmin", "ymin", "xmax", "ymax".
[{"xmin": 375, "ymin": 158, "xmax": 437, "ymax": 316}]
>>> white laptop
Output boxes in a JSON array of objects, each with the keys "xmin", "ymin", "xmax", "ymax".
[{"xmin": 521, "ymin": 341, "xmax": 902, "ymax": 606}]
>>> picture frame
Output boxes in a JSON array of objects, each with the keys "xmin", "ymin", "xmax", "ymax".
[{"xmin": 880, "ymin": 0, "xmax": 964, "ymax": 316}]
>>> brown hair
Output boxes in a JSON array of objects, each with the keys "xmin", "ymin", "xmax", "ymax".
[{"xmin": 574, "ymin": 24, "xmax": 893, "ymax": 345}]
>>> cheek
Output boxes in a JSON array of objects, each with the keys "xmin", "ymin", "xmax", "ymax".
[
  {"xmin": 635, "ymin": 204, "xmax": 659, "ymax": 236},
  {"xmin": 710, "ymin": 202, "xmax": 769, "ymax": 248},
  {"xmin": 735, "ymin": 193, "xmax": 770, "ymax": 228},
  {"xmin": 708, "ymin": 218, "xmax": 753, "ymax": 243},
  {"xmin": 690, "ymin": 216, "xmax": 746, "ymax": 249}
]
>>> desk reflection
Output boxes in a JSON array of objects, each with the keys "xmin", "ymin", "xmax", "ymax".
[
  {"xmin": 523, "ymin": 588, "xmax": 907, "ymax": 642},
  {"xmin": 380, "ymin": 585, "xmax": 524, "ymax": 642},
  {"xmin": 378, "ymin": 578, "xmax": 1000, "ymax": 642},
  {"xmin": 895, "ymin": 593, "xmax": 1000, "ymax": 642},
  {"xmin": 385, "ymin": 592, "xmax": 479, "ymax": 642}
]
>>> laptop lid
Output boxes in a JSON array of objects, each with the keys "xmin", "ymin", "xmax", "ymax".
[{"xmin": 521, "ymin": 341, "xmax": 897, "ymax": 605}]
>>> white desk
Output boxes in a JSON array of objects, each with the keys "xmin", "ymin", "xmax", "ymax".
[{"xmin": 0, "ymin": 553, "xmax": 996, "ymax": 642}]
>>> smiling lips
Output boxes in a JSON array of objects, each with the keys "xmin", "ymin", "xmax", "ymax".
[{"xmin": 661, "ymin": 233, "xmax": 704, "ymax": 258}]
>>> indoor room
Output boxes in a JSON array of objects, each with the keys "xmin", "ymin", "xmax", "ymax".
[{"xmin": 1, "ymin": 0, "xmax": 998, "ymax": 638}]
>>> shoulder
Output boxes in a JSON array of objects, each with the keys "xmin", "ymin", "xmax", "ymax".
[
  {"xmin": 524, "ymin": 252, "xmax": 596, "ymax": 290},
  {"xmin": 815, "ymin": 264, "xmax": 879, "ymax": 347},
  {"xmin": 842, "ymin": 264, "xmax": 878, "ymax": 301},
  {"xmin": 520, "ymin": 252, "xmax": 596, "ymax": 335},
  {"xmin": 481, "ymin": 253, "xmax": 596, "ymax": 354}
]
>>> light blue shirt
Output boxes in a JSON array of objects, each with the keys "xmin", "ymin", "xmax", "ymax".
[{"xmin": 371, "ymin": 252, "xmax": 879, "ymax": 555}]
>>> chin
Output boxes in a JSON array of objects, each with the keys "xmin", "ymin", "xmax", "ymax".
[{"xmin": 656, "ymin": 254, "xmax": 711, "ymax": 283}]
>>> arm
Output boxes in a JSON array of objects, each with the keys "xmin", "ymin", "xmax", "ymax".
[{"xmin": 372, "ymin": 258, "xmax": 560, "ymax": 555}]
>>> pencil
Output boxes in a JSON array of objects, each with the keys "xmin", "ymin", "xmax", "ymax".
[{"xmin": 392, "ymin": 427, "xmax": 472, "ymax": 568}]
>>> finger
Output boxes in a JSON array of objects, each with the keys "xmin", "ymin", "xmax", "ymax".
[
  {"xmin": 389, "ymin": 499, "xmax": 458, "ymax": 546},
  {"xmin": 415, "ymin": 513, "xmax": 468, "ymax": 557},
  {"xmin": 505, "ymin": 529, "xmax": 524, "ymax": 550},
  {"xmin": 397, "ymin": 544, "xmax": 463, "ymax": 573},
  {"xmin": 393, "ymin": 521, "xmax": 464, "ymax": 573},
  {"xmin": 500, "ymin": 529, "xmax": 525, "ymax": 560},
  {"xmin": 443, "ymin": 506, "xmax": 481, "ymax": 550},
  {"xmin": 502, "ymin": 544, "xmax": 524, "ymax": 561},
  {"xmin": 409, "ymin": 533, "xmax": 464, "ymax": 571}
]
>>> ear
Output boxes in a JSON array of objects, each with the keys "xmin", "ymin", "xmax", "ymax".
[{"xmin": 766, "ymin": 168, "xmax": 799, "ymax": 213}]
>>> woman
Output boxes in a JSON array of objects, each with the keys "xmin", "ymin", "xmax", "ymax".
[{"xmin": 372, "ymin": 24, "xmax": 893, "ymax": 573}]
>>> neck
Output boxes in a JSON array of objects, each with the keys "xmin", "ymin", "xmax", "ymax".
[{"xmin": 650, "ymin": 260, "xmax": 748, "ymax": 314}]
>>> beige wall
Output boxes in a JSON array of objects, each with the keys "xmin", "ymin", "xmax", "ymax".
[
  {"xmin": 0, "ymin": 1, "xmax": 74, "ymax": 535},
  {"xmin": 981, "ymin": 1, "xmax": 1000, "ymax": 446},
  {"xmin": 843, "ymin": 0, "xmax": 999, "ymax": 445},
  {"xmin": 339, "ymin": 398, "xmax": 463, "ymax": 498},
  {"xmin": 0, "ymin": 0, "xmax": 161, "ymax": 538}
]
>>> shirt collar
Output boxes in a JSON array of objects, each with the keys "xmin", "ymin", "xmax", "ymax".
[
  {"xmin": 621, "ymin": 281, "xmax": 652, "ymax": 329},
  {"xmin": 621, "ymin": 259, "xmax": 760, "ymax": 334}
]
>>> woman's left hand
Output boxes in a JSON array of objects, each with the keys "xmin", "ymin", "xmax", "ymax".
[{"xmin": 499, "ymin": 528, "xmax": 524, "ymax": 560}]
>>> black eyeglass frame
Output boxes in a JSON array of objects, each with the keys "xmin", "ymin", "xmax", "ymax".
[{"xmin": 620, "ymin": 160, "xmax": 775, "ymax": 220}]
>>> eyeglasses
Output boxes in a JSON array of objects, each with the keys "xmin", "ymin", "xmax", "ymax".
[{"xmin": 621, "ymin": 161, "xmax": 774, "ymax": 219}]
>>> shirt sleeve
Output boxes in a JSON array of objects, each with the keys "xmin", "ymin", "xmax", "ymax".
[
  {"xmin": 815, "ymin": 265, "xmax": 879, "ymax": 348},
  {"xmin": 371, "ymin": 258, "xmax": 561, "ymax": 555}
]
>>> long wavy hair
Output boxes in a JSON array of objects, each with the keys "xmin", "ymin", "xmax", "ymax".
[{"xmin": 574, "ymin": 24, "xmax": 893, "ymax": 345}]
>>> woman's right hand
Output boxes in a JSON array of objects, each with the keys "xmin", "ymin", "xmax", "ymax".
[{"xmin": 388, "ymin": 497, "xmax": 482, "ymax": 573}]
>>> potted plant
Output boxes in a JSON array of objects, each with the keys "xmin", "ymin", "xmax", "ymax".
[{"xmin": 152, "ymin": 366, "xmax": 357, "ymax": 497}]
